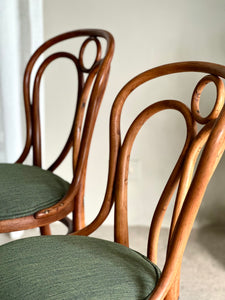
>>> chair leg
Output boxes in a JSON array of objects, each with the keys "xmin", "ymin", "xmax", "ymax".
[{"xmin": 40, "ymin": 225, "xmax": 51, "ymax": 235}]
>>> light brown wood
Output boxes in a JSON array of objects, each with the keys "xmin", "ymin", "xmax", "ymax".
[{"xmin": 0, "ymin": 29, "xmax": 114, "ymax": 235}]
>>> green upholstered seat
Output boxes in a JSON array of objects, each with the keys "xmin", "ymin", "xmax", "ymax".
[
  {"xmin": 0, "ymin": 235, "xmax": 161, "ymax": 299},
  {"xmin": 0, "ymin": 163, "xmax": 70, "ymax": 220}
]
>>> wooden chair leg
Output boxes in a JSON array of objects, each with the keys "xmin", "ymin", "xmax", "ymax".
[{"xmin": 40, "ymin": 225, "xmax": 51, "ymax": 235}]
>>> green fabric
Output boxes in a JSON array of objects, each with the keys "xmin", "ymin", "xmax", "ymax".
[
  {"xmin": 0, "ymin": 163, "xmax": 70, "ymax": 220},
  {"xmin": 0, "ymin": 235, "xmax": 161, "ymax": 299}
]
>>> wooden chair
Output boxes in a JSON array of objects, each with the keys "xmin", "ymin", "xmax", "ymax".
[
  {"xmin": 1, "ymin": 61, "xmax": 225, "ymax": 299},
  {"xmin": 0, "ymin": 29, "xmax": 114, "ymax": 235}
]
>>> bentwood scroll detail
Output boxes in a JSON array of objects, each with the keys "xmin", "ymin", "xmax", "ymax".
[{"xmin": 191, "ymin": 75, "xmax": 225, "ymax": 124}]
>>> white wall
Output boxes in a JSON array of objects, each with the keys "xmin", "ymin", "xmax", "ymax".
[
  {"xmin": 43, "ymin": 0, "xmax": 225, "ymax": 227},
  {"xmin": 0, "ymin": 1, "xmax": 43, "ymax": 163}
]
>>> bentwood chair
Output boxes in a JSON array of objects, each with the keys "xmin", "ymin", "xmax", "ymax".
[
  {"xmin": 1, "ymin": 61, "xmax": 225, "ymax": 299},
  {"xmin": 0, "ymin": 29, "xmax": 114, "ymax": 235}
]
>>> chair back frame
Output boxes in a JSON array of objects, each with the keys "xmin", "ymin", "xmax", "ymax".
[
  {"xmin": 0, "ymin": 29, "xmax": 114, "ymax": 233},
  {"xmin": 109, "ymin": 62, "xmax": 225, "ymax": 299}
]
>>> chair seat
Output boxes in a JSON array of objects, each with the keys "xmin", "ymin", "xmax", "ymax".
[
  {"xmin": 0, "ymin": 163, "xmax": 70, "ymax": 220},
  {"xmin": 0, "ymin": 235, "xmax": 161, "ymax": 299}
]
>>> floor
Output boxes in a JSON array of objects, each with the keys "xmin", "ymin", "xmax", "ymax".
[{"xmin": 1, "ymin": 223, "xmax": 225, "ymax": 300}]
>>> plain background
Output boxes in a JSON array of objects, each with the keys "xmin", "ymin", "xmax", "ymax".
[{"xmin": 41, "ymin": 0, "xmax": 225, "ymax": 227}]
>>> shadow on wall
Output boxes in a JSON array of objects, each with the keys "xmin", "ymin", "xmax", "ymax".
[
  {"xmin": 195, "ymin": 152, "xmax": 225, "ymax": 268},
  {"xmin": 197, "ymin": 225, "xmax": 225, "ymax": 269},
  {"xmin": 196, "ymin": 153, "xmax": 225, "ymax": 227}
]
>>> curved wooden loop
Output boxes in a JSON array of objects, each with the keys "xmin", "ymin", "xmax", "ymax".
[
  {"xmin": 32, "ymin": 52, "xmax": 81, "ymax": 167},
  {"xmin": 114, "ymin": 100, "xmax": 195, "ymax": 247},
  {"xmin": 109, "ymin": 62, "xmax": 225, "ymax": 151},
  {"xmin": 17, "ymin": 29, "xmax": 114, "ymax": 164},
  {"xmin": 79, "ymin": 37, "xmax": 102, "ymax": 73},
  {"xmin": 191, "ymin": 74, "xmax": 225, "ymax": 124},
  {"xmin": 35, "ymin": 42, "xmax": 114, "ymax": 228}
]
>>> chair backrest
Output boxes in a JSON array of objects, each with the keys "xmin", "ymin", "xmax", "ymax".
[
  {"xmin": 17, "ymin": 29, "xmax": 114, "ymax": 178},
  {"xmin": 110, "ymin": 61, "xmax": 225, "ymax": 299}
]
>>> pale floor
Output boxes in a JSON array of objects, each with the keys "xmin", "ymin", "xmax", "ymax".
[{"xmin": 1, "ymin": 223, "xmax": 225, "ymax": 300}]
